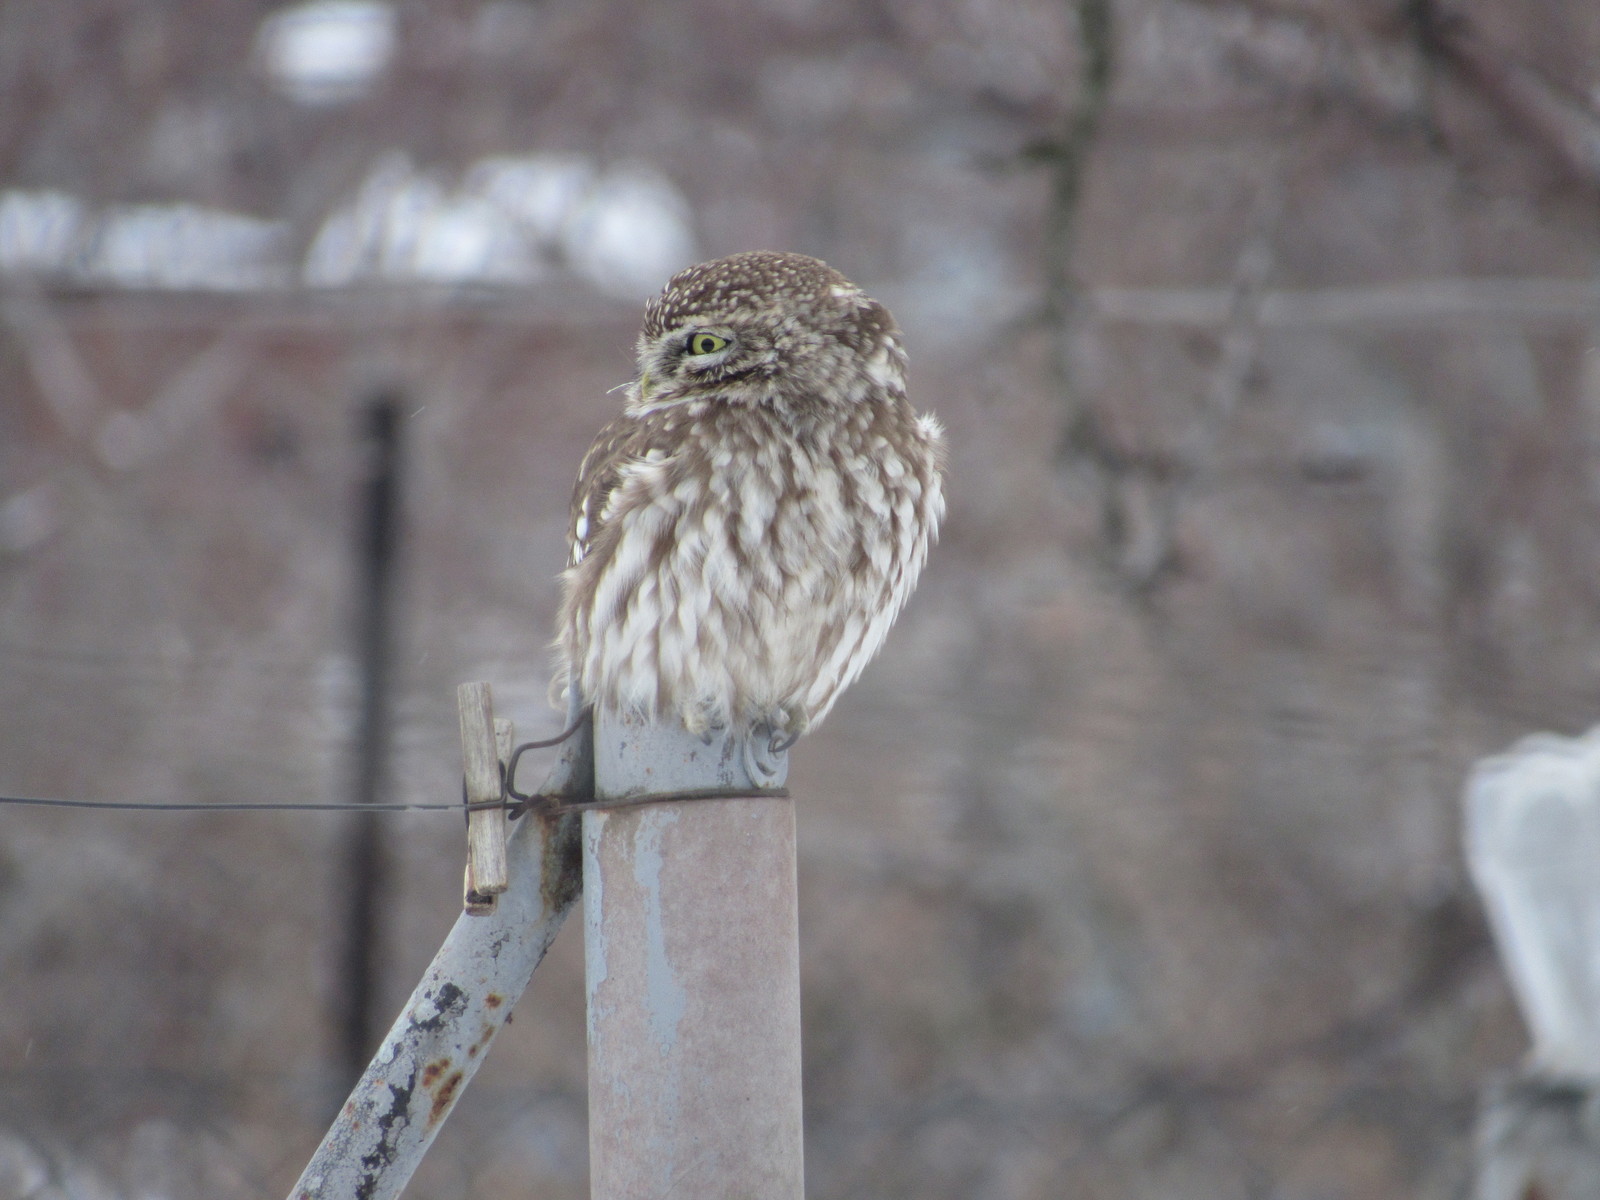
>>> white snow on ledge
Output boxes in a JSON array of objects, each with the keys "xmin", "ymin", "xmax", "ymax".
[
  {"xmin": 0, "ymin": 190, "xmax": 290, "ymax": 291},
  {"xmin": 305, "ymin": 152, "xmax": 695, "ymax": 300},
  {"xmin": 0, "ymin": 190, "xmax": 85, "ymax": 274},
  {"xmin": 87, "ymin": 204, "xmax": 292, "ymax": 291},
  {"xmin": 0, "ymin": 153, "xmax": 696, "ymax": 301}
]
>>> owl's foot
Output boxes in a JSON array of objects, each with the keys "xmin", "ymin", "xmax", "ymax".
[
  {"xmin": 680, "ymin": 706, "xmax": 726, "ymax": 743},
  {"xmin": 743, "ymin": 717, "xmax": 794, "ymax": 788}
]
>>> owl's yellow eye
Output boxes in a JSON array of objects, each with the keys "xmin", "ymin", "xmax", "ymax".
[{"xmin": 686, "ymin": 332, "xmax": 730, "ymax": 356}]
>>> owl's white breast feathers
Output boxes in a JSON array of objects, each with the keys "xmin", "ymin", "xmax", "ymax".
[{"xmin": 557, "ymin": 398, "xmax": 943, "ymax": 736}]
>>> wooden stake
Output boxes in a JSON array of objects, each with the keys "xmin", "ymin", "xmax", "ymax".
[
  {"xmin": 464, "ymin": 718, "xmax": 515, "ymax": 914},
  {"xmin": 458, "ymin": 682, "xmax": 509, "ymax": 910}
]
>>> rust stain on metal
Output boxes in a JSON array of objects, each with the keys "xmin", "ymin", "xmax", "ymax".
[
  {"xmin": 428, "ymin": 1069, "xmax": 465, "ymax": 1125},
  {"xmin": 484, "ymin": 992, "xmax": 504, "ymax": 1009},
  {"xmin": 540, "ymin": 810, "xmax": 584, "ymax": 909},
  {"xmin": 420, "ymin": 1058, "xmax": 451, "ymax": 1089},
  {"xmin": 468, "ymin": 1020, "xmax": 500, "ymax": 1058}
]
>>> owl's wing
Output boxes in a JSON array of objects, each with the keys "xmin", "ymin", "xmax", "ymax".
[{"xmin": 566, "ymin": 409, "xmax": 687, "ymax": 568}]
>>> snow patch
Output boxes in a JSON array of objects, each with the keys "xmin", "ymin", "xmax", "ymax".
[
  {"xmin": 304, "ymin": 153, "xmax": 694, "ymax": 298},
  {"xmin": 257, "ymin": 0, "xmax": 397, "ymax": 105}
]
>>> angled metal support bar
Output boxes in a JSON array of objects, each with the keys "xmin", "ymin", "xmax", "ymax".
[{"xmin": 288, "ymin": 712, "xmax": 591, "ymax": 1200}]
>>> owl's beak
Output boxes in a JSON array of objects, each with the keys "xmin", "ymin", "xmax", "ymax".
[{"xmin": 635, "ymin": 369, "xmax": 653, "ymax": 405}]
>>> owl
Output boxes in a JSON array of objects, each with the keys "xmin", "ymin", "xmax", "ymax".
[{"xmin": 553, "ymin": 251, "xmax": 945, "ymax": 741}]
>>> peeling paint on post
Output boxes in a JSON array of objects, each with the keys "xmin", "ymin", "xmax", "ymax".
[{"xmin": 584, "ymin": 710, "xmax": 804, "ymax": 1200}]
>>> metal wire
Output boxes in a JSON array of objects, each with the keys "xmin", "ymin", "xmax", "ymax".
[
  {"xmin": 0, "ymin": 788, "xmax": 789, "ymax": 816},
  {"xmin": 0, "ymin": 795, "xmax": 467, "ymax": 813},
  {"xmin": 0, "ymin": 717, "xmax": 592, "ymax": 816},
  {"xmin": 503, "ymin": 709, "xmax": 591, "ymax": 804},
  {"xmin": 534, "ymin": 787, "xmax": 790, "ymax": 816},
  {"xmin": 0, "ymin": 710, "xmax": 792, "ymax": 817}
]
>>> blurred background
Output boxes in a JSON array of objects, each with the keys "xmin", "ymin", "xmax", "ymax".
[{"xmin": 2, "ymin": 0, "xmax": 1598, "ymax": 1196}]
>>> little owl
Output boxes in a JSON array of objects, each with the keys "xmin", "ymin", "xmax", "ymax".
[{"xmin": 553, "ymin": 251, "xmax": 946, "ymax": 741}]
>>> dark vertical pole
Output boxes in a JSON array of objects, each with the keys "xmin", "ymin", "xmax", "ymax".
[{"xmin": 337, "ymin": 392, "xmax": 403, "ymax": 1089}]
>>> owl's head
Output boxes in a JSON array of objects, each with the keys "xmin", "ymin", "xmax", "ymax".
[{"xmin": 628, "ymin": 251, "xmax": 905, "ymax": 413}]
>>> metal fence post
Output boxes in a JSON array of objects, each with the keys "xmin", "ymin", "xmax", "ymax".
[{"xmin": 583, "ymin": 710, "xmax": 804, "ymax": 1199}]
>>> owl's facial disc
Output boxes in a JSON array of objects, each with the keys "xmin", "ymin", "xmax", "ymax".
[{"xmin": 634, "ymin": 322, "xmax": 774, "ymax": 407}]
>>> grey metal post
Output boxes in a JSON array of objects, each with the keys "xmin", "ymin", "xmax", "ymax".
[
  {"xmin": 584, "ymin": 710, "xmax": 804, "ymax": 1199},
  {"xmin": 288, "ymin": 716, "xmax": 590, "ymax": 1200}
]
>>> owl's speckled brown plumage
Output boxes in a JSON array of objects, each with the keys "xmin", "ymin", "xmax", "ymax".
[{"xmin": 553, "ymin": 251, "xmax": 945, "ymax": 737}]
